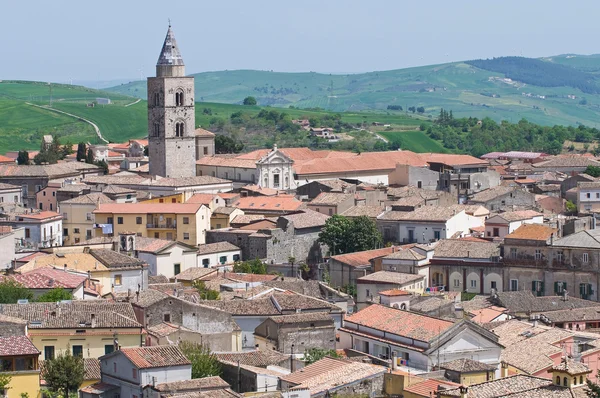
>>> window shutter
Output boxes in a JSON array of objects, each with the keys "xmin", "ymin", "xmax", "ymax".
[
  {"xmin": 540, "ymin": 282, "xmax": 545, "ymax": 295},
  {"xmin": 563, "ymin": 282, "xmax": 567, "ymax": 293},
  {"xmin": 532, "ymin": 281, "xmax": 537, "ymax": 292},
  {"xmin": 580, "ymin": 283, "xmax": 586, "ymax": 296},
  {"xmin": 554, "ymin": 282, "xmax": 559, "ymax": 294}
]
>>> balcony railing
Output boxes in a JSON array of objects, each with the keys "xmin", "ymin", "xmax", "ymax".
[{"xmin": 146, "ymin": 223, "xmax": 176, "ymax": 229}]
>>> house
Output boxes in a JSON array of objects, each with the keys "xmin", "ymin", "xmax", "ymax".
[
  {"xmin": 327, "ymin": 247, "xmax": 396, "ymax": 289},
  {"xmin": 142, "ymin": 376, "xmax": 235, "ymax": 398},
  {"xmin": 100, "ymin": 185, "xmax": 138, "ymax": 203},
  {"xmin": 232, "ymin": 195, "xmax": 303, "ymax": 216},
  {"xmin": 1, "ymin": 267, "xmax": 89, "ymax": 299},
  {"xmin": 532, "ymin": 155, "xmax": 600, "ymax": 175},
  {"xmin": 306, "ymin": 192, "xmax": 355, "ymax": 216},
  {"xmin": 484, "ymin": 210, "xmax": 543, "ymax": 240},
  {"xmin": 0, "ymin": 207, "xmax": 63, "ymax": 249},
  {"xmin": 93, "ymin": 202, "xmax": 212, "ymax": 244},
  {"xmin": 438, "ymin": 358, "xmax": 497, "ymax": 386},
  {"xmin": 423, "ymin": 153, "xmax": 495, "ymax": 195},
  {"xmin": 171, "ymin": 267, "xmax": 217, "ymax": 287},
  {"xmin": 386, "ymin": 186, "xmax": 455, "ymax": 207},
  {"xmin": 356, "ymin": 271, "xmax": 426, "ymax": 309},
  {"xmin": 560, "ymin": 173, "xmax": 595, "ymax": 197},
  {"xmin": 428, "ymin": 239, "xmax": 501, "ymax": 294},
  {"xmin": 341, "ymin": 205, "xmax": 385, "ymax": 221},
  {"xmin": 204, "ymin": 292, "xmax": 344, "ymax": 349},
  {"xmin": 82, "ymin": 346, "xmax": 191, "ymax": 398},
  {"xmin": 134, "ymin": 236, "xmax": 198, "ymax": 278},
  {"xmin": 207, "ymin": 210, "xmax": 328, "ymax": 265},
  {"xmin": 60, "ymin": 193, "xmax": 114, "ymax": 245},
  {"xmin": 254, "ymin": 312, "xmax": 336, "ymax": 354},
  {"xmin": 0, "ymin": 183, "xmax": 22, "ymax": 204},
  {"xmin": 489, "ymin": 291, "xmax": 600, "ymax": 318},
  {"xmin": 197, "ymin": 241, "xmax": 242, "ymax": 268},
  {"xmin": 0, "ymin": 336, "xmax": 40, "ymax": 398},
  {"xmin": 338, "ymin": 304, "xmax": 502, "ymax": 373},
  {"xmin": 468, "ymin": 185, "xmax": 536, "ymax": 211},
  {"xmin": 388, "ymin": 164, "xmax": 440, "ymax": 190},
  {"xmin": 279, "ymin": 356, "xmax": 387, "ymax": 398},
  {"xmin": 377, "ymin": 205, "xmax": 482, "ymax": 244},
  {"xmin": 296, "ymin": 179, "xmax": 356, "ymax": 200},
  {"xmin": 0, "ymin": 301, "xmax": 143, "ymax": 361},
  {"xmin": 35, "ymin": 182, "xmax": 61, "ymax": 211},
  {"xmin": 211, "ymin": 206, "xmax": 244, "ymax": 229},
  {"xmin": 577, "ymin": 181, "xmax": 600, "ymax": 214},
  {"xmin": 17, "ymin": 248, "xmax": 148, "ymax": 296},
  {"xmin": 0, "ymin": 226, "xmax": 25, "ymax": 270}
]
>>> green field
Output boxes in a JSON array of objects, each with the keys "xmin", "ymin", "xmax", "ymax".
[
  {"xmin": 106, "ymin": 55, "xmax": 600, "ymax": 128},
  {"xmin": 379, "ymin": 131, "xmax": 448, "ymax": 153}
]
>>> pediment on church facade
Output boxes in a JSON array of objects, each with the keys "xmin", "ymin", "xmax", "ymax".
[{"xmin": 257, "ymin": 147, "xmax": 294, "ymax": 166}]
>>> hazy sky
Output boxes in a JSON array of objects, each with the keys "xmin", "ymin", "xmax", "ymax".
[{"xmin": 2, "ymin": 0, "xmax": 599, "ymax": 84}]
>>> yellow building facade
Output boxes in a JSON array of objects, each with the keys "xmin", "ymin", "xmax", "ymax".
[
  {"xmin": 94, "ymin": 202, "xmax": 211, "ymax": 245},
  {"xmin": 59, "ymin": 193, "xmax": 114, "ymax": 245},
  {"xmin": 0, "ymin": 336, "xmax": 41, "ymax": 398}
]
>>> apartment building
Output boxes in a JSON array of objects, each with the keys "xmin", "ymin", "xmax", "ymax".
[{"xmin": 60, "ymin": 193, "xmax": 114, "ymax": 245}]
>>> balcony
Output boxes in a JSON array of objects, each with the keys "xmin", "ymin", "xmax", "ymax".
[{"xmin": 146, "ymin": 222, "xmax": 176, "ymax": 229}]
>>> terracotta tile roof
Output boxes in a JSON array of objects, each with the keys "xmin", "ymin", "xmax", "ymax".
[
  {"xmin": 469, "ymin": 306, "xmax": 507, "ymax": 324},
  {"xmin": 422, "ymin": 153, "xmax": 488, "ymax": 166},
  {"xmin": 195, "ymin": 128, "xmax": 216, "ymax": 137},
  {"xmin": 116, "ymin": 345, "xmax": 191, "ymax": 369},
  {"xmin": 534, "ymin": 155, "xmax": 600, "ymax": 169},
  {"xmin": 578, "ymin": 181, "xmax": 600, "ymax": 189},
  {"xmin": 1, "ymin": 267, "xmax": 87, "ymax": 289},
  {"xmin": 357, "ymin": 271, "xmax": 424, "ymax": 285},
  {"xmin": 505, "ymin": 224, "xmax": 557, "ymax": 241},
  {"xmin": 280, "ymin": 209, "xmax": 329, "ymax": 229},
  {"xmin": 101, "ymin": 185, "xmax": 136, "ymax": 194},
  {"xmin": 94, "ymin": 202, "xmax": 204, "ymax": 214},
  {"xmin": 197, "ymin": 242, "xmax": 240, "ymax": 255},
  {"xmin": 233, "ymin": 195, "xmax": 302, "ymax": 212},
  {"xmin": 404, "ymin": 378, "xmax": 461, "ymax": 396},
  {"xmin": 0, "ymin": 335, "xmax": 39, "ymax": 356},
  {"xmin": 0, "ymin": 155, "xmax": 15, "ymax": 163},
  {"xmin": 187, "ymin": 193, "xmax": 218, "ymax": 205},
  {"xmin": 60, "ymin": 192, "xmax": 114, "ymax": 205},
  {"xmin": 196, "ymin": 156, "xmax": 258, "ymax": 169},
  {"xmin": 174, "ymin": 267, "xmax": 217, "ymax": 282},
  {"xmin": 241, "ymin": 185, "xmax": 279, "ymax": 196},
  {"xmin": 439, "ymin": 358, "xmax": 497, "ymax": 373},
  {"xmin": 378, "ymin": 205, "xmax": 466, "ymax": 222},
  {"xmin": 16, "ymin": 211, "xmax": 62, "ymax": 221},
  {"xmin": 230, "ymin": 214, "xmax": 265, "ymax": 225},
  {"xmin": 280, "ymin": 357, "xmax": 386, "ymax": 395},
  {"xmin": 550, "ymin": 359, "xmax": 591, "ymax": 375},
  {"xmin": 383, "ymin": 248, "xmax": 426, "ymax": 261},
  {"xmin": 90, "ymin": 249, "xmax": 146, "ymax": 269},
  {"xmin": 134, "ymin": 237, "xmax": 178, "ymax": 253},
  {"xmin": 490, "ymin": 210, "xmax": 542, "ymax": 222},
  {"xmin": 79, "ymin": 382, "xmax": 119, "ymax": 394},
  {"xmin": 539, "ymin": 306, "xmax": 600, "ymax": 324},
  {"xmin": 433, "ymin": 239, "xmax": 500, "ymax": 260},
  {"xmin": 440, "ymin": 374, "xmax": 554, "ymax": 397},
  {"xmin": 215, "ymin": 350, "xmax": 289, "ymax": 368},
  {"xmin": 213, "ymin": 206, "xmax": 237, "ymax": 215},
  {"xmin": 0, "ymin": 162, "xmax": 99, "ymax": 178},
  {"xmin": 154, "ymin": 376, "xmax": 229, "ymax": 392},
  {"xmin": 149, "ymin": 275, "xmax": 169, "ymax": 284},
  {"xmin": 147, "ymin": 322, "xmax": 180, "ymax": 338},
  {"xmin": 470, "ymin": 186, "xmax": 521, "ymax": 203},
  {"xmin": 268, "ymin": 312, "xmax": 334, "ymax": 324},
  {"xmin": 378, "ymin": 289, "xmax": 411, "ymax": 296},
  {"xmin": 341, "ymin": 205, "xmax": 385, "ymax": 218},
  {"xmin": 0, "ymin": 301, "xmax": 140, "ymax": 329},
  {"xmin": 331, "ymin": 247, "xmax": 395, "ymax": 267},
  {"xmin": 343, "ymin": 304, "xmax": 453, "ymax": 342},
  {"xmin": 309, "ymin": 192, "xmax": 353, "ymax": 206},
  {"xmin": 116, "ymin": 288, "xmax": 169, "ymax": 308},
  {"xmin": 84, "ymin": 358, "xmax": 101, "ymax": 380}
]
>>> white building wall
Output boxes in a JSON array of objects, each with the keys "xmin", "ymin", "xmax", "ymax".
[
  {"xmin": 111, "ymin": 268, "xmax": 148, "ymax": 294},
  {"xmin": 197, "ymin": 249, "xmax": 242, "ymax": 268},
  {"xmin": 0, "ymin": 188, "xmax": 22, "ymax": 204}
]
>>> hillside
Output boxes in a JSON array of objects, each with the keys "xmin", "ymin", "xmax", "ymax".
[
  {"xmin": 106, "ymin": 55, "xmax": 600, "ymax": 128},
  {"xmin": 0, "ymin": 81, "xmax": 434, "ymax": 153}
]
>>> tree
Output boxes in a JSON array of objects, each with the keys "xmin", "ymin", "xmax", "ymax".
[
  {"xmin": 35, "ymin": 288, "xmax": 73, "ymax": 303},
  {"xmin": 179, "ymin": 341, "xmax": 222, "ymax": 378},
  {"xmin": 586, "ymin": 370, "xmax": 600, "ymax": 397},
  {"xmin": 0, "ymin": 280, "xmax": 33, "ymax": 304},
  {"xmin": 318, "ymin": 215, "xmax": 382, "ymax": 255},
  {"xmin": 233, "ymin": 259, "xmax": 267, "ymax": 274},
  {"xmin": 0, "ymin": 373, "xmax": 12, "ymax": 395},
  {"xmin": 215, "ymin": 135, "xmax": 244, "ymax": 154},
  {"xmin": 585, "ymin": 165, "xmax": 600, "ymax": 178},
  {"xmin": 566, "ymin": 200, "xmax": 577, "ymax": 213},
  {"xmin": 303, "ymin": 348, "xmax": 340, "ymax": 364},
  {"xmin": 243, "ymin": 96, "xmax": 257, "ymax": 106},
  {"xmin": 416, "ymin": 106, "xmax": 425, "ymax": 113},
  {"xmin": 192, "ymin": 281, "xmax": 220, "ymax": 300},
  {"xmin": 76, "ymin": 143, "xmax": 86, "ymax": 162},
  {"xmin": 17, "ymin": 150, "xmax": 29, "ymax": 165},
  {"xmin": 85, "ymin": 148, "xmax": 94, "ymax": 164},
  {"xmin": 41, "ymin": 348, "xmax": 84, "ymax": 397},
  {"xmin": 94, "ymin": 159, "xmax": 109, "ymax": 174}
]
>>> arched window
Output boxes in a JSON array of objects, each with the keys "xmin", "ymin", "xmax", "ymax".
[
  {"xmin": 175, "ymin": 90, "xmax": 184, "ymax": 106},
  {"xmin": 573, "ymin": 377, "xmax": 577, "ymax": 385},
  {"xmin": 152, "ymin": 123, "xmax": 160, "ymax": 137},
  {"xmin": 556, "ymin": 376, "xmax": 560, "ymax": 385},
  {"xmin": 175, "ymin": 122, "xmax": 184, "ymax": 137},
  {"xmin": 580, "ymin": 376, "xmax": 584, "ymax": 384},
  {"xmin": 154, "ymin": 93, "xmax": 160, "ymax": 106},
  {"xmin": 563, "ymin": 377, "xmax": 568, "ymax": 387}
]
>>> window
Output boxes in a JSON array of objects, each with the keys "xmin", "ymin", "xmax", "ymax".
[
  {"xmin": 176, "ymin": 90, "xmax": 184, "ymax": 106},
  {"xmin": 597, "ymin": 193, "xmax": 600, "ymax": 199},
  {"xmin": 25, "ymin": 228, "xmax": 30, "ymax": 239},
  {"xmin": 13, "ymin": 195, "xmax": 18, "ymax": 202},
  {"xmin": 132, "ymin": 368, "xmax": 138, "ymax": 380},
  {"xmin": 174, "ymin": 263, "xmax": 181, "ymax": 275},
  {"xmin": 535, "ymin": 249, "xmax": 542, "ymax": 260},
  {"xmin": 510, "ymin": 279, "xmax": 518, "ymax": 291},
  {"xmin": 491, "ymin": 281, "xmax": 497, "ymax": 290},
  {"xmin": 233, "ymin": 254, "xmax": 240, "ymax": 262},
  {"xmin": 86, "ymin": 230, "xmax": 92, "ymax": 239},
  {"xmin": 113, "ymin": 362, "xmax": 117, "ymax": 373},
  {"xmin": 105, "ymin": 345, "xmax": 115, "ymax": 355},
  {"xmin": 434, "ymin": 230, "xmax": 441, "ymax": 240},
  {"xmin": 39, "ymin": 203, "xmax": 43, "ymax": 210},
  {"xmin": 532, "ymin": 280, "xmax": 544, "ymax": 296},
  {"xmin": 74, "ymin": 228, "xmax": 80, "ymax": 234},
  {"xmin": 153, "ymin": 123, "xmax": 160, "ymax": 137},
  {"xmin": 15, "ymin": 357, "xmax": 34, "ymax": 371},
  {"xmin": 555, "ymin": 282, "xmax": 567, "ymax": 294},
  {"xmin": 43, "ymin": 191, "xmax": 46, "ymax": 196},
  {"xmin": 107, "ymin": 217, "xmax": 113, "ymax": 224},
  {"xmin": 493, "ymin": 228, "xmax": 500, "ymax": 237},
  {"xmin": 225, "ymin": 172, "xmax": 229, "ymax": 179},
  {"xmin": 49, "ymin": 203, "xmax": 53, "ymax": 211},
  {"xmin": 204, "ymin": 146, "xmax": 208, "ymax": 155},
  {"xmin": 0, "ymin": 359, "xmax": 11, "ymax": 372},
  {"xmin": 154, "ymin": 232, "xmax": 159, "ymax": 238},
  {"xmin": 453, "ymin": 279, "xmax": 460, "ymax": 288},
  {"xmin": 183, "ymin": 233, "xmax": 190, "ymax": 240},
  {"xmin": 172, "ymin": 198, "xmax": 176, "ymax": 203},
  {"xmin": 154, "ymin": 92, "xmax": 160, "ymax": 106},
  {"xmin": 175, "ymin": 122, "xmax": 185, "ymax": 137},
  {"xmin": 470, "ymin": 280, "xmax": 477, "ymax": 288},
  {"xmin": 510, "ymin": 248, "xmax": 517, "ymax": 259},
  {"xmin": 328, "ymin": 208, "xmax": 333, "ymax": 216},
  {"xmin": 417, "ymin": 181, "xmax": 422, "ymax": 188},
  {"xmin": 63, "ymin": 228, "xmax": 68, "ymax": 236},
  {"xmin": 164, "ymin": 313, "xmax": 171, "ymax": 322},
  {"xmin": 220, "ymin": 256, "xmax": 227, "ymax": 264},
  {"xmin": 273, "ymin": 174, "xmax": 280, "ymax": 187},
  {"xmin": 557, "ymin": 251, "xmax": 564, "ymax": 262},
  {"xmin": 159, "ymin": 198, "xmax": 164, "ymax": 203},
  {"xmin": 44, "ymin": 346, "xmax": 55, "ymax": 360},
  {"xmin": 583, "ymin": 253, "xmax": 589, "ymax": 263},
  {"xmin": 86, "ymin": 212, "xmax": 92, "ymax": 221},
  {"xmin": 73, "ymin": 345, "xmax": 83, "ymax": 357},
  {"xmin": 136, "ymin": 217, "xmax": 142, "ymax": 225},
  {"xmin": 587, "ymin": 193, "xmax": 591, "ymax": 199},
  {"xmin": 117, "ymin": 217, "xmax": 123, "ymax": 225},
  {"xmin": 114, "ymin": 274, "xmax": 122, "ymax": 286},
  {"xmin": 202, "ymin": 258, "xmax": 210, "ymax": 268}
]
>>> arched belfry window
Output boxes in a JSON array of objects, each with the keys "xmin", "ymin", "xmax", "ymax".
[
  {"xmin": 175, "ymin": 90, "xmax": 184, "ymax": 106},
  {"xmin": 154, "ymin": 92, "xmax": 160, "ymax": 106},
  {"xmin": 175, "ymin": 122, "xmax": 185, "ymax": 137},
  {"xmin": 153, "ymin": 123, "xmax": 160, "ymax": 137}
]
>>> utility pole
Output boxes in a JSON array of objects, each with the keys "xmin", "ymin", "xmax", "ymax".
[{"xmin": 290, "ymin": 344, "xmax": 295, "ymax": 372}]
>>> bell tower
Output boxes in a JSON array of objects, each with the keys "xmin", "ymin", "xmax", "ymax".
[{"xmin": 147, "ymin": 24, "xmax": 196, "ymax": 178}]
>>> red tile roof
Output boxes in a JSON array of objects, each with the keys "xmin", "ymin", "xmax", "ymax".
[
  {"xmin": 3, "ymin": 267, "xmax": 87, "ymax": 289},
  {"xmin": 94, "ymin": 202, "xmax": 204, "ymax": 214},
  {"xmin": 0, "ymin": 335, "xmax": 40, "ymax": 356},
  {"xmin": 18, "ymin": 211, "xmax": 62, "ymax": 220},
  {"xmin": 233, "ymin": 195, "xmax": 302, "ymax": 212},
  {"xmin": 504, "ymin": 224, "xmax": 557, "ymax": 241},
  {"xmin": 187, "ymin": 193, "xmax": 217, "ymax": 205},
  {"xmin": 117, "ymin": 346, "xmax": 191, "ymax": 369},
  {"xmin": 404, "ymin": 379, "xmax": 460, "ymax": 396},
  {"xmin": 331, "ymin": 247, "xmax": 395, "ymax": 267},
  {"xmin": 0, "ymin": 154, "xmax": 14, "ymax": 164},
  {"xmin": 378, "ymin": 289, "xmax": 411, "ymax": 297},
  {"xmin": 343, "ymin": 304, "xmax": 454, "ymax": 342}
]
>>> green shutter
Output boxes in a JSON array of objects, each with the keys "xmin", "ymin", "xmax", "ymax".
[
  {"xmin": 563, "ymin": 282, "xmax": 567, "ymax": 293},
  {"xmin": 532, "ymin": 281, "xmax": 537, "ymax": 292},
  {"xmin": 580, "ymin": 283, "xmax": 586, "ymax": 296},
  {"xmin": 540, "ymin": 282, "xmax": 545, "ymax": 296},
  {"xmin": 554, "ymin": 282, "xmax": 559, "ymax": 294}
]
